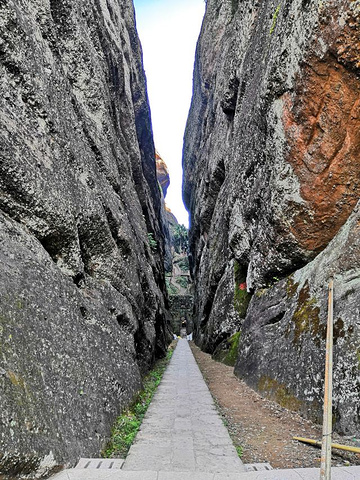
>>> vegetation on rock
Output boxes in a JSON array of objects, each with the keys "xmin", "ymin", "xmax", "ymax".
[
  {"xmin": 175, "ymin": 276, "xmax": 189, "ymax": 289},
  {"xmin": 213, "ymin": 331, "xmax": 241, "ymax": 367},
  {"xmin": 285, "ymin": 281, "xmax": 323, "ymax": 349},
  {"xmin": 165, "ymin": 277, "xmax": 179, "ymax": 295},
  {"xmin": 183, "ymin": 0, "xmax": 360, "ymax": 434},
  {"xmin": 147, "ymin": 232, "xmax": 158, "ymax": 251},
  {"xmin": 258, "ymin": 375, "xmax": 303, "ymax": 413},
  {"xmin": 175, "ymin": 256, "xmax": 189, "ymax": 272},
  {"xmin": 172, "ymin": 224, "xmax": 189, "ymax": 254},
  {"xmin": 233, "ymin": 261, "xmax": 252, "ymax": 318},
  {"xmin": 269, "ymin": 4, "xmax": 281, "ymax": 34}
]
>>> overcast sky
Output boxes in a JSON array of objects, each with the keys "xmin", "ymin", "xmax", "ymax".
[{"xmin": 133, "ymin": 0, "xmax": 205, "ymax": 227}]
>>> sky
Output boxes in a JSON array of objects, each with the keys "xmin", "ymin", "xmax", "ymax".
[{"xmin": 133, "ymin": 0, "xmax": 205, "ymax": 227}]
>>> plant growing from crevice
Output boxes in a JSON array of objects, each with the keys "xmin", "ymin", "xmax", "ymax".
[
  {"xmin": 270, "ymin": 3, "xmax": 281, "ymax": 34},
  {"xmin": 235, "ymin": 445, "xmax": 243, "ymax": 458},
  {"xmin": 147, "ymin": 232, "xmax": 157, "ymax": 252},
  {"xmin": 233, "ymin": 261, "xmax": 252, "ymax": 318}
]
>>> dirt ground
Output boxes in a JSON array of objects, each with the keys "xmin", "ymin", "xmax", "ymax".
[{"xmin": 190, "ymin": 342, "xmax": 360, "ymax": 469}]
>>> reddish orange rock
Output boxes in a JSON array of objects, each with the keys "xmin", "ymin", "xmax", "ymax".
[
  {"xmin": 282, "ymin": 11, "xmax": 360, "ymax": 252},
  {"xmin": 155, "ymin": 150, "xmax": 170, "ymax": 198}
]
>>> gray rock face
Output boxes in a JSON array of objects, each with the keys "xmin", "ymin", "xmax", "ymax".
[
  {"xmin": 0, "ymin": 0, "xmax": 170, "ymax": 475},
  {"xmin": 235, "ymin": 203, "xmax": 360, "ymax": 434},
  {"xmin": 183, "ymin": 0, "xmax": 359, "ymax": 432}
]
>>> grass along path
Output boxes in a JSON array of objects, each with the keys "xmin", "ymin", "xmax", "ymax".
[{"xmin": 103, "ymin": 342, "xmax": 176, "ymax": 459}]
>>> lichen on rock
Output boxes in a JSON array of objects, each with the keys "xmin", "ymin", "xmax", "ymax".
[
  {"xmin": 0, "ymin": 0, "xmax": 172, "ymax": 475},
  {"xmin": 183, "ymin": 0, "xmax": 360, "ymax": 434}
]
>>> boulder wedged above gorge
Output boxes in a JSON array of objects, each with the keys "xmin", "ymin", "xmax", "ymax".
[
  {"xmin": 155, "ymin": 150, "xmax": 170, "ymax": 199},
  {"xmin": 0, "ymin": 0, "xmax": 171, "ymax": 475},
  {"xmin": 183, "ymin": 0, "xmax": 360, "ymax": 432}
]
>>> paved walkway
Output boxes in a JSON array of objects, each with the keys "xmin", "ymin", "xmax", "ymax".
[
  {"xmin": 122, "ymin": 339, "xmax": 245, "ymax": 473},
  {"xmin": 53, "ymin": 340, "xmax": 360, "ymax": 479}
]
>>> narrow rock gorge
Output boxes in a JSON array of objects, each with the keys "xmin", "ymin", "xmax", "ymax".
[
  {"xmin": 183, "ymin": 0, "xmax": 359, "ymax": 434},
  {"xmin": 0, "ymin": 0, "xmax": 171, "ymax": 476}
]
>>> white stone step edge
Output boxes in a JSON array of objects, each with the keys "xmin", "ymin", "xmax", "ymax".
[
  {"xmin": 244, "ymin": 463, "xmax": 273, "ymax": 471},
  {"xmin": 75, "ymin": 458, "xmax": 124, "ymax": 469},
  {"xmin": 52, "ymin": 465, "xmax": 360, "ymax": 479}
]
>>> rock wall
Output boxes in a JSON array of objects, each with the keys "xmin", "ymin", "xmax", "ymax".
[
  {"xmin": 183, "ymin": 0, "xmax": 360, "ymax": 433},
  {"xmin": 0, "ymin": 0, "xmax": 171, "ymax": 475},
  {"xmin": 235, "ymin": 203, "xmax": 360, "ymax": 434},
  {"xmin": 155, "ymin": 152, "xmax": 172, "ymax": 273}
]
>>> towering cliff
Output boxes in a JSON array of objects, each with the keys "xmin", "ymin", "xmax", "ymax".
[
  {"xmin": 183, "ymin": 0, "xmax": 360, "ymax": 433},
  {"xmin": 0, "ymin": 0, "xmax": 171, "ymax": 476}
]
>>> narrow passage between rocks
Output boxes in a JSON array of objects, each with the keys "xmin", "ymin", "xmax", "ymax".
[{"xmin": 52, "ymin": 339, "xmax": 360, "ymax": 479}]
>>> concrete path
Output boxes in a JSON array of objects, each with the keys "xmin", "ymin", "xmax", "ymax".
[
  {"xmin": 122, "ymin": 338, "xmax": 245, "ymax": 473},
  {"xmin": 52, "ymin": 339, "xmax": 360, "ymax": 479}
]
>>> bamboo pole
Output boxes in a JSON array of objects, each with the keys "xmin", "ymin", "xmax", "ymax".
[
  {"xmin": 320, "ymin": 278, "xmax": 334, "ymax": 480},
  {"xmin": 293, "ymin": 437, "xmax": 360, "ymax": 455}
]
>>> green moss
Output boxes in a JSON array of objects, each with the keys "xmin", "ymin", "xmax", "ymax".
[
  {"xmin": 0, "ymin": 313, "xmax": 11, "ymax": 325},
  {"xmin": 226, "ymin": 332, "xmax": 241, "ymax": 366},
  {"xmin": 224, "ymin": 332, "xmax": 241, "ymax": 366},
  {"xmin": 231, "ymin": 0, "xmax": 239, "ymax": 16},
  {"xmin": 147, "ymin": 232, "xmax": 157, "ymax": 252},
  {"xmin": 270, "ymin": 3, "xmax": 281, "ymax": 35},
  {"xmin": 8, "ymin": 371, "xmax": 26, "ymax": 389},
  {"xmin": 235, "ymin": 445, "xmax": 243, "ymax": 458},
  {"xmin": 258, "ymin": 375, "xmax": 303, "ymax": 412},
  {"xmin": 233, "ymin": 261, "xmax": 252, "ymax": 318},
  {"xmin": 255, "ymin": 288, "xmax": 268, "ymax": 298},
  {"xmin": 287, "ymin": 281, "xmax": 324, "ymax": 348},
  {"xmin": 234, "ymin": 284, "xmax": 251, "ymax": 317},
  {"xmin": 286, "ymin": 275, "xmax": 299, "ymax": 298},
  {"xmin": 213, "ymin": 332, "xmax": 241, "ymax": 366},
  {"xmin": 16, "ymin": 299, "xmax": 23, "ymax": 309}
]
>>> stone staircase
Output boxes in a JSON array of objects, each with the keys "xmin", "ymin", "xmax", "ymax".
[
  {"xmin": 52, "ymin": 341, "xmax": 360, "ymax": 480},
  {"xmin": 53, "ymin": 461, "xmax": 360, "ymax": 479}
]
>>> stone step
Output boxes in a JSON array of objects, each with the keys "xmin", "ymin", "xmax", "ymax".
[
  {"xmin": 75, "ymin": 458, "xmax": 124, "ymax": 469},
  {"xmin": 52, "ymin": 466, "xmax": 360, "ymax": 479},
  {"xmin": 244, "ymin": 463, "xmax": 273, "ymax": 472},
  {"xmin": 73, "ymin": 458, "xmax": 272, "ymax": 473},
  {"xmin": 52, "ymin": 471, "xmax": 157, "ymax": 479}
]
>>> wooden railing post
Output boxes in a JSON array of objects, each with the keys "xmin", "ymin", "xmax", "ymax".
[{"xmin": 320, "ymin": 278, "xmax": 334, "ymax": 480}]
